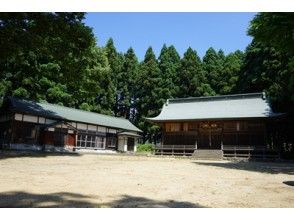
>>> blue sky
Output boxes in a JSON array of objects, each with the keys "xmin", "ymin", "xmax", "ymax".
[{"xmin": 85, "ymin": 13, "xmax": 255, "ymax": 60}]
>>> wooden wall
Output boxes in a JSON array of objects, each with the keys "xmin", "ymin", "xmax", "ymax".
[{"xmin": 161, "ymin": 120, "xmax": 268, "ymax": 148}]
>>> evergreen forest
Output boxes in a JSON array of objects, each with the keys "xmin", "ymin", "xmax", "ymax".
[{"xmin": 0, "ymin": 13, "xmax": 293, "ymax": 144}]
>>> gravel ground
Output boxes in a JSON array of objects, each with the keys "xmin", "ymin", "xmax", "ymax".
[{"xmin": 0, "ymin": 151, "xmax": 293, "ymax": 208}]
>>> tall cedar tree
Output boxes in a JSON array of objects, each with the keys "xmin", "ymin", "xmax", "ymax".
[
  {"xmin": 78, "ymin": 46, "xmax": 115, "ymax": 115},
  {"xmin": 178, "ymin": 47, "xmax": 214, "ymax": 98},
  {"xmin": 105, "ymin": 38, "xmax": 124, "ymax": 115},
  {"xmin": 136, "ymin": 47, "xmax": 162, "ymax": 142},
  {"xmin": 158, "ymin": 44, "xmax": 181, "ymax": 99},
  {"xmin": 117, "ymin": 47, "xmax": 139, "ymax": 120},
  {"xmin": 202, "ymin": 47, "xmax": 224, "ymax": 94},
  {"xmin": 220, "ymin": 50, "xmax": 244, "ymax": 94}
]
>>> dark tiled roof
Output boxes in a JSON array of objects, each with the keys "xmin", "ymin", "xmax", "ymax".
[
  {"xmin": 148, "ymin": 93, "xmax": 284, "ymax": 121},
  {"xmin": 6, "ymin": 97, "xmax": 142, "ymax": 132}
]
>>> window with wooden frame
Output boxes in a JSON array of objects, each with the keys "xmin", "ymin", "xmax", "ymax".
[
  {"xmin": 188, "ymin": 123, "xmax": 198, "ymax": 131},
  {"xmin": 247, "ymin": 122, "xmax": 264, "ymax": 131},
  {"xmin": 223, "ymin": 122, "xmax": 237, "ymax": 131},
  {"xmin": 165, "ymin": 123, "xmax": 181, "ymax": 132},
  {"xmin": 107, "ymin": 137, "xmax": 117, "ymax": 148},
  {"xmin": 183, "ymin": 123, "xmax": 189, "ymax": 131},
  {"xmin": 77, "ymin": 135, "xmax": 105, "ymax": 149}
]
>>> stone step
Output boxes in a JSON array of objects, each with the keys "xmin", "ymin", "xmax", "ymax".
[{"xmin": 192, "ymin": 150, "xmax": 223, "ymax": 160}]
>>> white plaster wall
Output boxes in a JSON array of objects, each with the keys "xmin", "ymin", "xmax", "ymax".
[
  {"xmin": 88, "ymin": 124, "xmax": 97, "ymax": 131},
  {"xmin": 98, "ymin": 126, "xmax": 107, "ymax": 132},
  {"xmin": 14, "ymin": 113, "xmax": 23, "ymax": 121},
  {"xmin": 118, "ymin": 136, "xmax": 127, "ymax": 152},
  {"xmin": 117, "ymin": 136, "xmax": 139, "ymax": 152},
  {"xmin": 45, "ymin": 118, "xmax": 56, "ymax": 124},
  {"xmin": 77, "ymin": 123, "xmax": 87, "ymax": 130},
  {"xmin": 108, "ymin": 128, "xmax": 116, "ymax": 134},
  {"xmin": 134, "ymin": 138, "xmax": 138, "ymax": 152},
  {"xmin": 23, "ymin": 115, "xmax": 38, "ymax": 123}
]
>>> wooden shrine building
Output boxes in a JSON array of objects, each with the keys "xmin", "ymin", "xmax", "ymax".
[{"xmin": 147, "ymin": 93, "xmax": 284, "ymax": 159}]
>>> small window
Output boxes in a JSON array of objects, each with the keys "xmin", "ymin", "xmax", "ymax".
[
  {"xmin": 224, "ymin": 122, "xmax": 237, "ymax": 131},
  {"xmin": 183, "ymin": 123, "xmax": 189, "ymax": 131},
  {"xmin": 247, "ymin": 122, "xmax": 264, "ymax": 131},
  {"xmin": 14, "ymin": 113, "xmax": 23, "ymax": 121},
  {"xmin": 77, "ymin": 123, "xmax": 87, "ymax": 130},
  {"xmin": 107, "ymin": 137, "xmax": 117, "ymax": 148},
  {"xmin": 38, "ymin": 117, "xmax": 45, "ymax": 124},
  {"xmin": 188, "ymin": 123, "xmax": 198, "ymax": 131},
  {"xmin": 98, "ymin": 126, "xmax": 107, "ymax": 133},
  {"xmin": 88, "ymin": 125, "xmax": 97, "ymax": 131},
  {"xmin": 165, "ymin": 123, "xmax": 181, "ymax": 132},
  {"xmin": 108, "ymin": 129, "xmax": 116, "ymax": 134}
]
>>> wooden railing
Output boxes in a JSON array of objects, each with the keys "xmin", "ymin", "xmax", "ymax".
[
  {"xmin": 154, "ymin": 144, "xmax": 279, "ymax": 159},
  {"xmin": 222, "ymin": 145, "xmax": 279, "ymax": 159},
  {"xmin": 154, "ymin": 145, "xmax": 196, "ymax": 156}
]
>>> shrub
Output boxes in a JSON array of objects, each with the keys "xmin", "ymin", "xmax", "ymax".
[{"xmin": 137, "ymin": 144, "xmax": 155, "ymax": 152}]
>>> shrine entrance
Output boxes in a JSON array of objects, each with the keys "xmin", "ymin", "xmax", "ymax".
[{"xmin": 198, "ymin": 122, "xmax": 222, "ymax": 149}]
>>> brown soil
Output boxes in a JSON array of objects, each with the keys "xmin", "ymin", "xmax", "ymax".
[{"xmin": 0, "ymin": 152, "xmax": 293, "ymax": 207}]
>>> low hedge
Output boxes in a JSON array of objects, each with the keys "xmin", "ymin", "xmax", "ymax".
[{"xmin": 136, "ymin": 144, "xmax": 155, "ymax": 152}]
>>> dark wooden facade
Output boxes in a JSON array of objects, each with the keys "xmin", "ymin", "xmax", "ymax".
[
  {"xmin": 153, "ymin": 119, "xmax": 282, "ymax": 158},
  {"xmin": 0, "ymin": 114, "xmax": 119, "ymax": 151},
  {"xmin": 161, "ymin": 120, "xmax": 269, "ymax": 149}
]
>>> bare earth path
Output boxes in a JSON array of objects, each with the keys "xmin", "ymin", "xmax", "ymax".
[{"xmin": 0, "ymin": 152, "xmax": 293, "ymax": 207}]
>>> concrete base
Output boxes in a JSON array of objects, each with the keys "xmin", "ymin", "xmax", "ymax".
[
  {"xmin": 75, "ymin": 148, "xmax": 117, "ymax": 154},
  {"xmin": 10, "ymin": 144, "xmax": 43, "ymax": 151},
  {"xmin": 192, "ymin": 149, "xmax": 223, "ymax": 160},
  {"xmin": 10, "ymin": 144, "xmax": 74, "ymax": 153}
]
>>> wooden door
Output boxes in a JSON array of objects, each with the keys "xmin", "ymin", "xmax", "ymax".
[
  {"xmin": 127, "ymin": 137, "xmax": 135, "ymax": 151},
  {"xmin": 66, "ymin": 133, "xmax": 76, "ymax": 146},
  {"xmin": 198, "ymin": 128, "xmax": 222, "ymax": 149}
]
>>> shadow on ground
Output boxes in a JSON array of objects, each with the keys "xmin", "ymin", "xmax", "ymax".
[
  {"xmin": 0, "ymin": 150, "xmax": 80, "ymax": 160},
  {"xmin": 0, "ymin": 191, "xmax": 97, "ymax": 207},
  {"xmin": 0, "ymin": 191, "xmax": 203, "ymax": 208},
  {"xmin": 103, "ymin": 195, "xmax": 203, "ymax": 208},
  {"xmin": 283, "ymin": 181, "xmax": 294, "ymax": 186},
  {"xmin": 193, "ymin": 161, "xmax": 294, "ymax": 175}
]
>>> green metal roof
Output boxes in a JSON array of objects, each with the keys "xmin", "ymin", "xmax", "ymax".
[
  {"xmin": 147, "ymin": 93, "xmax": 284, "ymax": 122},
  {"xmin": 118, "ymin": 132, "xmax": 142, "ymax": 137},
  {"xmin": 7, "ymin": 97, "xmax": 142, "ymax": 133}
]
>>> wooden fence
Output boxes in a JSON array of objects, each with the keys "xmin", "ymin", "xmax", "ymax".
[
  {"xmin": 222, "ymin": 145, "xmax": 279, "ymax": 159},
  {"xmin": 154, "ymin": 145, "xmax": 196, "ymax": 156}
]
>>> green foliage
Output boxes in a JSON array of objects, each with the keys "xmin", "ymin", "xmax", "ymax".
[
  {"xmin": 248, "ymin": 13, "xmax": 294, "ymax": 57},
  {"xmin": 136, "ymin": 144, "xmax": 155, "ymax": 152},
  {"xmin": 116, "ymin": 47, "xmax": 139, "ymax": 119},
  {"xmin": 135, "ymin": 47, "xmax": 162, "ymax": 142},
  {"xmin": 239, "ymin": 41, "xmax": 291, "ymax": 113},
  {"xmin": 105, "ymin": 38, "xmax": 124, "ymax": 116},
  {"xmin": 243, "ymin": 12, "xmax": 294, "ymax": 148},
  {"xmin": 247, "ymin": 13, "xmax": 294, "ymax": 104},
  {"xmin": 0, "ymin": 12, "xmax": 95, "ymax": 106},
  {"xmin": 158, "ymin": 44, "xmax": 181, "ymax": 99},
  {"xmin": 1, "ymin": 12, "xmax": 293, "ymax": 145},
  {"xmin": 178, "ymin": 47, "xmax": 214, "ymax": 98}
]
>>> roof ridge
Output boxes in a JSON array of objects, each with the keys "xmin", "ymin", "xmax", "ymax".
[
  {"xmin": 10, "ymin": 96, "xmax": 129, "ymax": 122},
  {"xmin": 168, "ymin": 92, "xmax": 265, "ymax": 104},
  {"xmin": 41, "ymin": 101, "xmax": 128, "ymax": 121}
]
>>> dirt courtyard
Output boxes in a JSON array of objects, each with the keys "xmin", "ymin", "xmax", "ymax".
[{"xmin": 0, "ymin": 151, "xmax": 293, "ymax": 208}]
